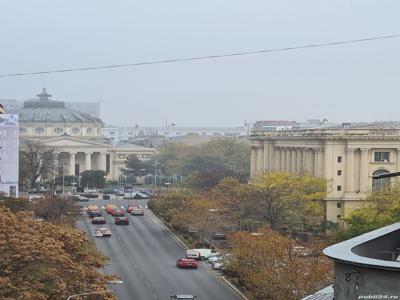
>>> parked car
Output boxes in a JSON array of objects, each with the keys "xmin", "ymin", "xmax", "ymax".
[
  {"xmin": 130, "ymin": 206, "xmax": 145, "ymax": 216},
  {"xmin": 115, "ymin": 217, "xmax": 129, "ymax": 225},
  {"xmin": 92, "ymin": 217, "xmax": 106, "ymax": 224},
  {"xmin": 176, "ymin": 258, "xmax": 198, "ymax": 269},
  {"xmin": 112, "ymin": 209, "xmax": 125, "ymax": 217},
  {"xmin": 79, "ymin": 196, "xmax": 90, "ymax": 202},
  {"xmin": 88, "ymin": 210, "xmax": 102, "ymax": 218},
  {"xmin": 211, "ymin": 262, "xmax": 223, "ymax": 270},
  {"xmin": 213, "ymin": 232, "xmax": 227, "ymax": 240},
  {"xmin": 103, "ymin": 188, "xmax": 117, "ymax": 195},
  {"xmin": 86, "ymin": 205, "xmax": 99, "ymax": 214},
  {"xmin": 94, "ymin": 227, "xmax": 111, "ymax": 237}
]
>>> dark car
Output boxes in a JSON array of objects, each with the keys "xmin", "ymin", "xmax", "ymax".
[
  {"xmin": 92, "ymin": 217, "xmax": 106, "ymax": 224},
  {"xmin": 88, "ymin": 210, "xmax": 102, "ymax": 218},
  {"xmin": 112, "ymin": 209, "xmax": 125, "ymax": 217},
  {"xmin": 115, "ymin": 217, "xmax": 129, "ymax": 225}
]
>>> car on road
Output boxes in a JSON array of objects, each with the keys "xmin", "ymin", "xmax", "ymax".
[
  {"xmin": 170, "ymin": 295, "xmax": 197, "ymax": 300},
  {"xmin": 126, "ymin": 204, "xmax": 138, "ymax": 213},
  {"xmin": 88, "ymin": 210, "xmax": 103, "ymax": 218},
  {"xmin": 176, "ymin": 258, "xmax": 198, "ymax": 269},
  {"xmin": 86, "ymin": 205, "xmax": 99, "ymax": 214},
  {"xmin": 106, "ymin": 204, "xmax": 118, "ymax": 214},
  {"xmin": 130, "ymin": 206, "xmax": 145, "ymax": 216},
  {"xmin": 112, "ymin": 209, "xmax": 125, "ymax": 217},
  {"xmin": 115, "ymin": 217, "xmax": 129, "ymax": 225},
  {"xmin": 94, "ymin": 227, "xmax": 111, "ymax": 237},
  {"xmin": 92, "ymin": 216, "xmax": 106, "ymax": 224}
]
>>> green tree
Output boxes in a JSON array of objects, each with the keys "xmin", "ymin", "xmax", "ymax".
[
  {"xmin": 124, "ymin": 155, "xmax": 148, "ymax": 176},
  {"xmin": 337, "ymin": 182, "xmax": 400, "ymax": 240},
  {"xmin": 80, "ymin": 170, "xmax": 106, "ymax": 188},
  {"xmin": 252, "ymin": 173, "xmax": 326, "ymax": 234}
]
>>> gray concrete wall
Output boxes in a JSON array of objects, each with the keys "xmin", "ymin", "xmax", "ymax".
[{"xmin": 334, "ymin": 262, "xmax": 400, "ymax": 300}]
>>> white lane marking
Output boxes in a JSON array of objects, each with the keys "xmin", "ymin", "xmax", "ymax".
[
  {"xmin": 145, "ymin": 282, "xmax": 150, "ymax": 288},
  {"xmin": 102, "ymin": 206, "xmax": 105, "ymax": 209}
]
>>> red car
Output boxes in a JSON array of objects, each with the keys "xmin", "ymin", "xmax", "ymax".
[
  {"xmin": 126, "ymin": 205, "xmax": 138, "ymax": 213},
  {"xmin": 176, "ymin": 258, "xmax": 198, "ymax": 269},
  {"xmin": 115, "ymin": 217, "xmax": 129, "ymax": 225},
  {"xmin": 112, "ymin": 209, "xmax": 125, "ymax": 217},
  {"xmin": 92, "ymin": 217, "xmax": 106, "ymax": 224}
]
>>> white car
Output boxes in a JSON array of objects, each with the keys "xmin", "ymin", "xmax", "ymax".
[
  {"xmin": 94, "ymin": 227, "xmax": 112, "ymax": 237},
  {"xmin": 208, "ymin": 255, "xmax": 221, "ymax": 263},
  {"xmin": 212, "ymin": 262, "xmax": 223, "ymax": 270}
]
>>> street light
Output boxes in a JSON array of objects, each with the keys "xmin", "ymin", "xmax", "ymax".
[{"xmin": 153, "ymin": 160, "xmax": 160, "ymax": 190}]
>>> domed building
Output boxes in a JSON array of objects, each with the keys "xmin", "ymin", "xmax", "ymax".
[{"xmin": 18, "ymin": 88, "xmax": 156, "ymax": 180}]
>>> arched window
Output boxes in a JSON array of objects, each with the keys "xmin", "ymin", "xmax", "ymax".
[{"xmin": 372, "ymin": 169, "xmax": 390, "ymax": 192}]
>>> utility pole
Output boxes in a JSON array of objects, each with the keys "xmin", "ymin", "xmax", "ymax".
[{"xmin": 153, "ymin": 160, "xmax": 160, "ymax": 190}]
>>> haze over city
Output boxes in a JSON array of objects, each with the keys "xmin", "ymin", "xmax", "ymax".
[{"xmin": 1, "ymin": 0, "xmax": 400, "ymax": 126}]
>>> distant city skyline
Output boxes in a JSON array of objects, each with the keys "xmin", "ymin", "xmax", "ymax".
[{"xmin": 1, "ymin": 1, "xmax": 400, "ymax": 126}]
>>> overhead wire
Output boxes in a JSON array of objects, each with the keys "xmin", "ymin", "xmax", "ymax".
[{"xmin": 1, "ymin": 34, "xmax": 400, "ymax": 78}]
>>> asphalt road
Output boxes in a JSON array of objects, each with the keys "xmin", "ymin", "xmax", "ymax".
[{"xmin": 76, "ymin": 198, "xmax": 242, "ymax": 300}]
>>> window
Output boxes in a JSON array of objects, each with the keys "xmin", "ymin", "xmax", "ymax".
[
  {"xmin": 118, "ymin": 154, "xmax": 126, "ymax": 159},
  {"xmin": 54, "ymin": 127, "xmax": 64, "ymax": 134},
  {"xmin": 19, "ymin": 127, "xmax": 26, "ymax": 134},
  {"xmin": 372, "ymin": 169, "xmax": 390, "ymax": 191},
  {"xmin": 86, "ymin": 127, "xmax": 93, "ymax": 134},
  {"xmin": 35, "ymin": 127, "xmax": 45, "ymax": 134},
  {"xmin": 337, "ymin": 170, "xmax": 342, "ymax": 176},
  {"xmin": 337, "ymin": 203, "xmax": 342, "ymax": 208},
  {"xmin": 374, "ymin": 151, "xmax": 390, "ymax": 162},
  {"xmin": 337, "ymin": 156, "xmax": 342, "ymax": 163},
  {"xmin": 337, "ymin": 215, "xmax": 342, "ymax": 219},
  {"xmin": 336, "ymin": 185, "xmax": 342, "ymax": 191},
  {"xmin": 71, "ymin": 127, "xmax": 80, "ymax": 134}
]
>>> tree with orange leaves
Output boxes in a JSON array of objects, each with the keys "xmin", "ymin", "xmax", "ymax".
[
  {"xmin": 228, "ymin": 228, "xmax": 332, "ymax": 300},
  {"xmin": 0, "ymin": 206, "xmax": 117, "ymax": 300}
]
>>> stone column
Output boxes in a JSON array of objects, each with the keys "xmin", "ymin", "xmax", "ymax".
[
  {"xmin": 281, "ymin": 148, "xmax": 286, "ymax": 172},
  {"xmin": 296, "ymin": 148, "xmax": 302, "ymax": 174},
  {"xmin": 309, "ymin": 149, "xmax": 315, "ymax": 176},
  {"xmin": 359, "ymin": 148, "xmax": 369, "ymax": 192},
  {"xmin": 256, "ymin": 146, "xmax": 264, "ymax": 173},
  {"xmin": 263, "ymin": 142, "xmax": 269, "ymax": 173},
  {"xmin": 345, "ymin": 148, "xmax": 355, "ymax": 193},
  {"xmin": 268, "ymin": 143, "xmax": 275, "ymax": 171},
  {"xmin": 274, "ymin": 147, "xmax": 281, "ymax": 172},
  {"xmin": 85, "ymin": 153, "xmax": 92, "ymax": 171},
  {"xmin": 291, "ymin": 148, "xmax": 297, "ymax": 173},
  {"xmin": 303, "ymin": 148, "xmax": 309, "ymax": 173},
  {"xmin": 69, "ymin": 152, "xmax": 76, "ymax": 176},
  {"xmin": 250, "ymin": 147, "xmax": 257, "ymax": 178},
  {"xmin": 99, "ymin": 152, "xmax": 107, "ymax": 172},
  {"xmin": 285, "ymin": 148, "xmax": 291, "ymax": 173}
]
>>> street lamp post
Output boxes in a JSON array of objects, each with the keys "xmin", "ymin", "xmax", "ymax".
[{"xmin": 153, "ymin": 160, "xmax": 160, "ymax": 190}]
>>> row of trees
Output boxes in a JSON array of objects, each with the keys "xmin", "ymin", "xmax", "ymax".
[
  {"xmin": 139, "ymin": 139, "xmax": 250, "ymax": 190},
  {"xmin": 0, "ymin": 199, "xmax": 116, "ymax": 300},
  {"xmin": 149, "ymin": 173, "xmax": 332, "ymax": 299}
]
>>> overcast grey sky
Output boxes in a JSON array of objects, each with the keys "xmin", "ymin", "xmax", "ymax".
[{"xmin": 1, "ymin": 1, "xmax": 400, "ymax": 126}]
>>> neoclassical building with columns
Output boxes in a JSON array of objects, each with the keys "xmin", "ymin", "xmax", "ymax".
[
  {"xmin": 17, "ymin": 88, "xmax": 156, "ymax": 181},
  {"xmin": 250, "ymin": 122, "xmax": 400, "ymax": 223}
]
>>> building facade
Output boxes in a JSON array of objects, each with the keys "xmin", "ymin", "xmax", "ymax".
[
  {"xmin": 13, "ymin": 88, "xmax": 156, "ymax": 181},
  {"xmin": 250, "ymin": 123, "xmax": 400, "ymax": 223},
  {"xmin": 0, "ymin": 114, "xmax": 19, "ymax": 197},
  {"xmin": 104, "ymin": 125, "xmax": 247, "ymax": 144}
]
